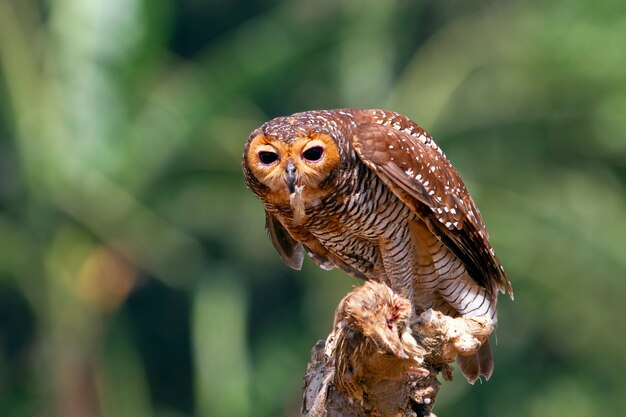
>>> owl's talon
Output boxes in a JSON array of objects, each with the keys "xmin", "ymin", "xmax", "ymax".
[{"xmin": 417, "ymin": 309, "xmax": 493, "ymax": 359}]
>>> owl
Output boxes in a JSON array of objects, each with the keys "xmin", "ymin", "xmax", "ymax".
[{"xmin": 242, "ymin": 109, "xmax": 513, "ymax": 384}]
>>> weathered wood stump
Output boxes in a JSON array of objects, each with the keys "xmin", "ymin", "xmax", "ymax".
[{"xmin": 302, "ymin": 282, "xmax": 492, "ymax": 417}]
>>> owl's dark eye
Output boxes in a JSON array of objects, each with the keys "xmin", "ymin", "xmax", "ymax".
[
  {"xmin": 259, "ymin": 151, "xmax": 279, "ymax": 165},
  {"xmin": 302, "ymin": 146, "xmax": 324, "ymax": 162}
]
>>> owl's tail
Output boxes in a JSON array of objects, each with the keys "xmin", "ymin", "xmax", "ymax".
[{"xmin": 456, "ymin": 339, "xmax": 494, "ymax": 385}]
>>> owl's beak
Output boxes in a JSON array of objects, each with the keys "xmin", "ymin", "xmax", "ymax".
[{"xmin": 285, "ymin": 160, "xmax": 296, "ymax": 194}]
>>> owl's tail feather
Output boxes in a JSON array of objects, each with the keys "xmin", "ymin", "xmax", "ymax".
[{"xmin": 457, "ymin": 339, "xmax": 494, "ymax": 384}]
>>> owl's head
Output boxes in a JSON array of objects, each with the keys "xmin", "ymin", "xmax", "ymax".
[{"xmin": 243, "ymin": 130, "xmax": 342, "ymax": 205}]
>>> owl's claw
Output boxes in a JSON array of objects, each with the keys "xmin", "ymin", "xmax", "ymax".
[{"xmin": 417, "ymin": 309, "xmax": 493, "ymax": 360}]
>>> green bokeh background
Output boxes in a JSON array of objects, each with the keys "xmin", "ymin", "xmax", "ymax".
[{"xmin": 1, "ymin": 0, "xmax": 625, "ymax": 416}]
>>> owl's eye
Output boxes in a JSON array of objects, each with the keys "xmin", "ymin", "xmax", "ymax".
[
  {"xmin": 302, "ymin": 146, "xmax": 324, "ymax": 162},
  {"xmin": 259, "ymin": 151, "xmax": 279, "ymax": 165}
]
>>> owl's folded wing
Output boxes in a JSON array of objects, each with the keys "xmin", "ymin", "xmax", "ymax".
[
  {"xmin": 265, "ymin": 210, "xmax": 304, "ymax": 270},
  {"xmin": 351, "ymin": 111, "xmax": 512, "ymax": 298}
]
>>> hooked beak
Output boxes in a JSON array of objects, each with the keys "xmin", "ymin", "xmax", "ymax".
[{"xmin": 286, "ymin": 160, "xmax": 296, "ymax": 194}]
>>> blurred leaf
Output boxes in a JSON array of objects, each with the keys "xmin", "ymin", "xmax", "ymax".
[
  {"xmin": 99, "ymin": 319, "xmax": 154, "ymax": 417},
  {"xmin": 193, "ymin": 273, "xmax": 251, "ymax": 417}
]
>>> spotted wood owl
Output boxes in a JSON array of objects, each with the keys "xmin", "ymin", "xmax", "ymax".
[{"xmin": 242, "ymin": 109, "xmax": 513, "ymax": 384}]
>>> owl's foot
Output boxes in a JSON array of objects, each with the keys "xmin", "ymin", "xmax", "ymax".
[{"xmin": 417, "ymin": 309, "xmax": 494, "ymax": 361}]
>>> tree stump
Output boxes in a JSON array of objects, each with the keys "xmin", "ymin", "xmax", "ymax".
[{"xmin": 301, "ymin": 282, "xmax": 492, "ymax": 417}]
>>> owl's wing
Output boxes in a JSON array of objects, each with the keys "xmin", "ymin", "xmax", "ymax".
[
  {"xmin": 351, "ymin": 112, "xmax": 512, "ymax": 297},
  {"xmin": 265, "ymin": 210, "xmax": 304, "ymax": 270}
]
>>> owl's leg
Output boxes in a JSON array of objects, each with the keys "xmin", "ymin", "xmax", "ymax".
[
  {"xmin": 434, "ymin": 259, "xmax": 497, "ymax": 345},
  {"xmin": 437, "ymin": 270, "xmax": 497, "ymax": 323},
  {"xmin": 435, "ymin": 266, "xmax": 497, "ymax": 383},
  {"xmin": 407, "ymin": 220, "xmax": 497, "ymax": 324},
  {"xmin": 377, "ymin": 224, "xmax": 416, "ymax": 302},
  {"xmin": 407, "ymin": 220, "xmax": 497, "ymax": 383}
]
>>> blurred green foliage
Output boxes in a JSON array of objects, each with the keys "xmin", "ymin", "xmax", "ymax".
[{"xmin": 0, "ymin": 0, "xmax": 625, "ymax": 416}]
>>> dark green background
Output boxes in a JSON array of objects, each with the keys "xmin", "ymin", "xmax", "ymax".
[{"xmin": 1, "ymin": 0, "xmax": 625, "ymax": 416}]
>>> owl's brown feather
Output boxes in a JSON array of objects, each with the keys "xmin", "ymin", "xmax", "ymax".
[
  {"xmin": 456, "ymin": 341, "xmax": 494, "ymax": 385},
  {"xmin": 477, "ymin": 338, "xmax": 495, "ymax": 379}
]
